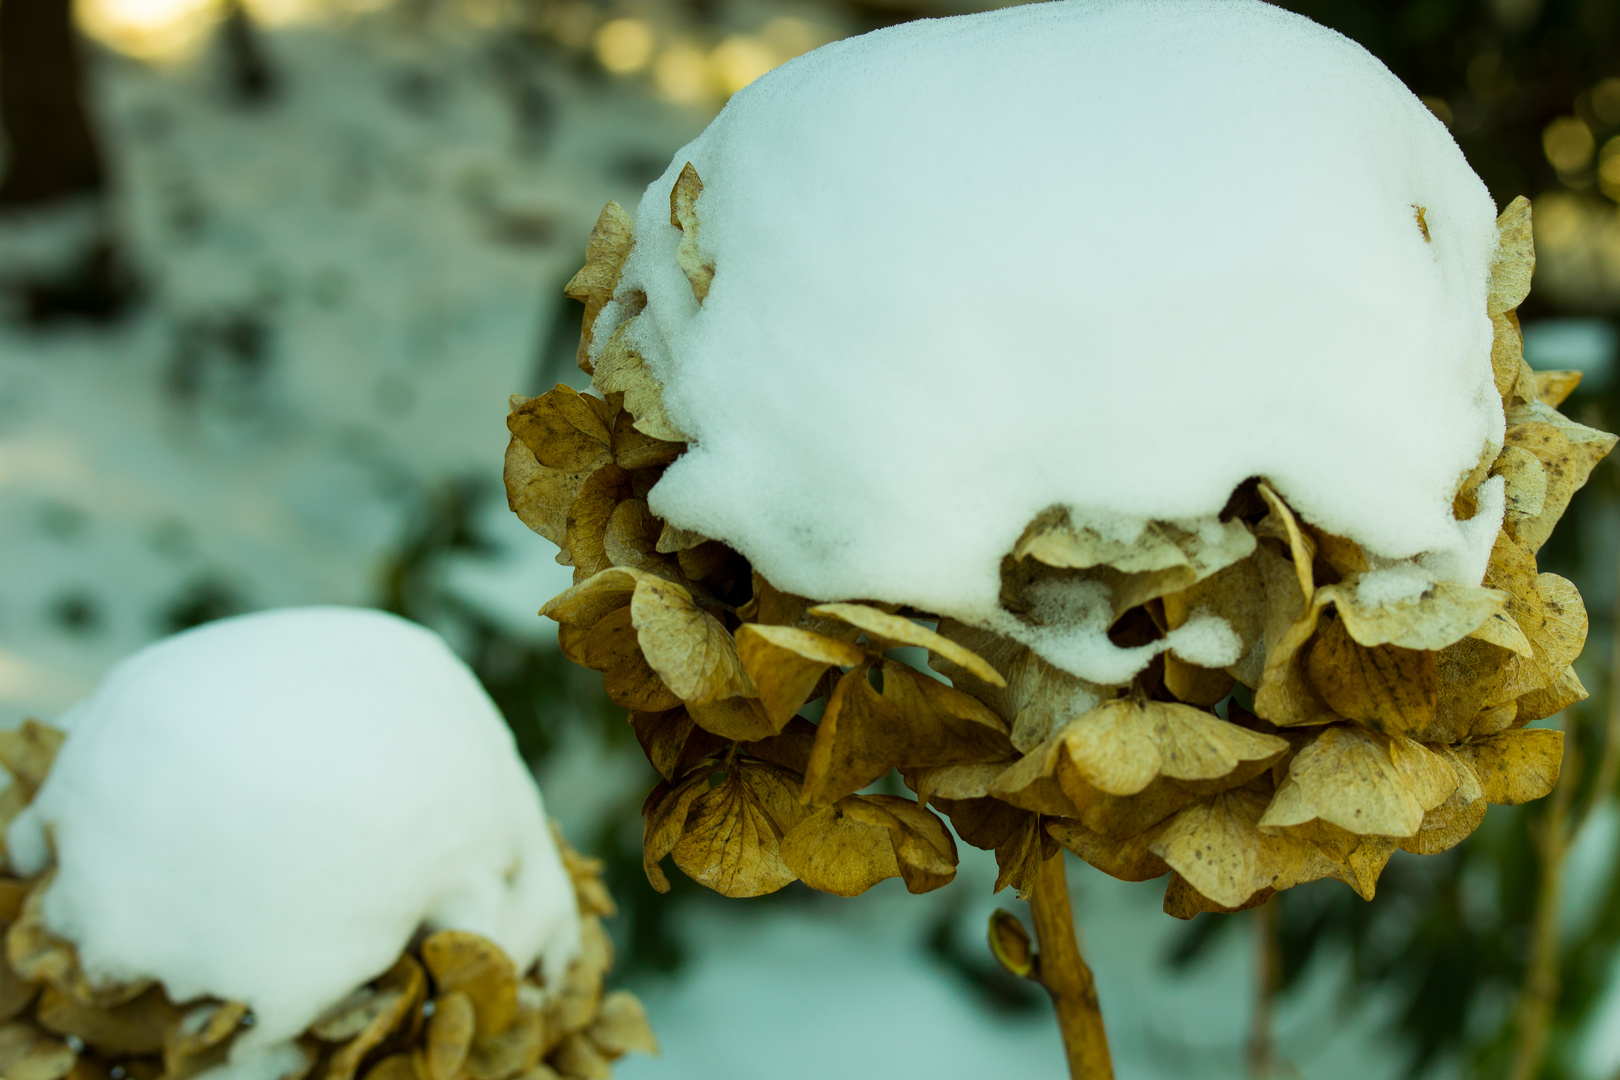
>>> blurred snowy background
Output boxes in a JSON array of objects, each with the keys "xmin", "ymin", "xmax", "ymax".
[{"xmin": 3, "ymin": 0, "xmax": 1620, "ymax": 1077}]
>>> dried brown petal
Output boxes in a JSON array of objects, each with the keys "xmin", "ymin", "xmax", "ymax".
[
  {"xmin": 839, "ymin": 794, "xmax": 958, "ymax": 894},
  {"xmin": 993, "ymin": 813, "xmax": 1056, "ymax": 898},
  {"xmin": 586, "ymin": 991, "xmax": 657, "ymax": 1059},
  {"xmin": 671, "ymin": 770, "xmax": 798, "ymax": 897},
  {"xmin": 551, "ymin": 1032, "xmax": 612, "ymax": 1080},
  {"xmin": 1150, "ymin": 786, "xmax": 1339, "ymax": 909},
  {"xmin": 504, "ymin": 434, "xmax": 590, "ymax": 555},
  {"xmin": 1532, "ymin": 369, "xmax": 1582, "ymax": 408},
  {"xmin": 564, "ymin": 201, "xmax": 635, "ymax": 372},
  {"xmin": 421, "ymin": 932, "xmax": 519, "ymax": 1041},
  {"xmin": 325, "ymin": 956, "xmax": 426, "ymax": 1080},
  {"xmin": 802, "ymin": 666, "xmax": 908, "ymax": 806},
  {"xmin": 1162, "ymin": 874, "xmax": 1275, "ymax": 920},
  {"xmin": 1494, "ymin": 444, "xmax": 1548, "ymax": 527},
  {"xmin": 641, "ymin": 770, "xmax": 713, "ymax": 893},
  {"xmin": 466, "ymin": 1004, "xmax": 543, "ymax": 1080},
  {"xmin": 1488, "ymin": 196, "xmax": 1534, "ymax": 315},
  {"xmin": 1046, "ymin": 818, "xmax": 1168, "ymax": 882},
  {"xmin": 1055, "ymin": 698, "xmax": 1287, "ymax": 798},
  {"xmin": 1306, "ymin": 615, "xmax": 1436, "ymax": 736},
  {"xmin": 1504, "ymin": 399, "xmax": 1617, "ymax": 552},
  {"xmin": 361, "ymin": 1055, "xmax": 417, "ymax": 1080},
  {"xmin": 631, "ymin": 576, "xmax": 755, "ymax": 704},
  {"xmin": 1400, "ymin": 748, "xmax": 1487, "ymax": 855},
  {"xmin": 1454, "ymin": 728, "xmax": 1564, "ymax": 805},
  {"xmin": 540, "ymin": 567, "xmax": 639, "ymax": 631},
  {"xmin": 779, "ymin": 803, "xmax": 901, "ymax": 896},
  {"xmin": 1258, "ymin": 726, "xmax": 1425, "ymax": 838},
  {"xmin": 669, "ymin": 163, "xmax": 715, "ymax": 303},
  {"xmin": 879, "ymin": 661, "xmax": 1014, "ymax": 767},
  {"xmin": 1490, "ymin": 309, "xmax": 1526, "ymax": 407},
  {"xmin": 575, "ymin": 607, "xmax": 640, "ymax": 673},
  {"xmin": 1252, "ymin": 549, "xmax": 1338, "ymax": 728},
  {"xmin": 592, "ymin": 318, "xmax": 689, "ymax": 443},
  {"xmin": 1515, "ymin": 665, "xmax": 1588, "ymax": 724},
  {"xmin": 1257, "ymin": 482, "xmax": 1315, "ymax": 603},
  {"xmin": 686, "ymin": 697, "xmax": 778, "ymax": 741},
  {"xmin": 35, "ymin": 985, "xmax": 177, "ymax": 1056},
  {"xmin": 602, "ymin": 499, "xmax": 669, "ymax": 575},
  {"xmin": 1321, "ymin": 579, "xmax": 1509, "ymax": 652},
  {"xmin": 1167, "ymin": 554, "xmax": 1268, "ymax": 689},
  {"xmin": 0, "ymin": 1022, "xmax": 75, "ymax": 1080},
  {"xmin": 808, "ymin": 604, "xmax": 1007, "ymax": 688},
  {"xmin": 601, "ymin": 649, "xmax": 682, "ymax": 713},
  {"xmin": 426, "ymin": 991, "xmax": 475, "ymax": 1080},
  {"xmin": 0, "ymin": 722, "xmax": 63, "ymax": 791},
  {"xmin": 734, "ymin": 624, "xmax": 864, "ymax": 728},
  {"xmin": 507, "ymin": 387, "xmax": 615, "ymax": 475},
  {"xmin": 564, "ymin": 466, "xmax": 633, "ymax": 579},
  {"xmin": 985, "ymin": 737, "xmax": 1081, "ymax": 818},
  {"xmin": 631, "ymin": 709, "xmax": 717, "ymax": 782},
  {"xmin": 930, "ymin": 621, "xmax": 1106, "ymax": 753},
  {"xmin": 6, "ymin": 879, "xmax": 76, "ymax": 992},
  {"xmin": 1013, "ymin": 511, "xmax": 1256, "ymax": 622},
  {"xmin": 163, "ymin": 1000, "xmax": 247, "ymax": 1079},
  {"xmin": 1162, "ymin": 654, "xmax": 1235, "ymax": 707}
]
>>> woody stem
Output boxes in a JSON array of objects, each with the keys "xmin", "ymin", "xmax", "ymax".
[
  {"xmin": 1509, "ymin": 739, "xmax": 1576, "ymax": 1080},
  {"xmin": 1249, "ymin": 898, "xmax": 1280, "ymax": 1079},
  {"xmin": 1029, "ymin": 851, "xmax": 1114, "ymax": 1080}
]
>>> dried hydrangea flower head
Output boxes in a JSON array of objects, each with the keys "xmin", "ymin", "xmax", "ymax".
[
  {"xmin": 505, "ymin": 0, "xmax": 1614, "ymax": 1074},
  {"xmin": 0, "ymin": 609, "xmax": 654, "ymax": 1080}
]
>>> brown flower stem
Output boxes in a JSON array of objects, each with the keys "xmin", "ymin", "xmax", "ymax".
[
  {"xmin": 1249, "ymin": 898, "xmax": 1280, "ymax": 1079},
  {"xmin": 1509, "ymin": 739, "xmax": 1577, "ymax": 1080},
  {"xmin": 1029, "ymin": 852, "xmax": 1114, "ymax": 1080}
]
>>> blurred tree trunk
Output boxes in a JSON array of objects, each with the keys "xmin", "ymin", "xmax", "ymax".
[{"xmin": 0, "ymin": 0, "xmax": 106, "ymax": 207}]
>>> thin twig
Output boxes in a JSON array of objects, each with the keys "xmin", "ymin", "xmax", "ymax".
[
  {"xmin": 1249, "ymin": 898, "xmax": 1280, "ymax": 1079},
  {"xmin": 1028, "ymin": 852, "xmax": 1115, "ymax": 1080}
]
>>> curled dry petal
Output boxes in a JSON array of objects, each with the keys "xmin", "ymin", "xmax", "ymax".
[
  {"xmin": 1150, "ymin": 785, "xmax": 1340, "ymax": 910},
  {"xmin": 1258, "ymin": 726, "xmax": 1429, "ymax": 838},
  {"xmin": 564, "ymin": 201, "xmax": 635, "ymax": 373},
  {"xmin": 426, "ymin": 991, "xmax": 476, "ymax": 1080},
  {"xmin": 421, "ymin": 932, "xmax": 519, "ymax": 1040},
  {"xmin": 802, "ymin": 667, "xmax": 908, "ymax": 806},
  {"xmin": 1453, "ymin": 728, "xmax": 1564, "ymax": 805},
  {"xmin": 35, "ymin": 985, "xmax": 178, "ymax": 1056},
  {"xmin": 1399, "ymin": 746, "xmax": 1487, "ymax": 855},
  {"xmin": 809, "ymin": 604, "xmax": 1007, "ymax": 687},
  {"xmin": 630, "ymin": 575, "xmax": 754, "ymax": 704},
  {"xmin": 671, "ymin": 769, "xmax": 802, "ymax": 898},
  {"xmin": 839, "ymin": 794, "xmax": 958, "ymax": 893},
  {"xmin": 0, "ymin": 1022, "xmax": 75, "ymax": 1080},
  {"xmin": 1046, "ymin": 818, "xmax": 1168, "ymax": 882},
  {"xmin": 735, "ymin": 624, "xmax": 865, "ymax": 727},
  {"xmin": 588, "ymin": 991, "xmax": 659, "ymax": 1058},
  {"xmin": 1503, "ymin": 398, "xmax": 1618, "ymax": 552},
  {"xmin": 1257, "ymin": 482, "xmax": 1316, "ymax": 603},
  {"xmin": 1488, "ymin": 196, "xmax": 1534, "ymax": 316},
  {"xmin": 507, "ymin": 387, "xmax": 615, "ymax": 475},
  {"xmin": 669, "ymin": 163, "xmax": 715, "ymax": 303},
  {"xmin": 592, "ymin": 319, "xmax": 689, "ymax": 443}
]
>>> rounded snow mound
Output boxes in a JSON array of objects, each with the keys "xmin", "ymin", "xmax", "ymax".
[
  {"xmin": 609, "ymin": 0, "xmax": 1504, "ymax": 652},
  {"xmin": 6, "ymin": 607, "xmax": 581, "ymax": 1055}
]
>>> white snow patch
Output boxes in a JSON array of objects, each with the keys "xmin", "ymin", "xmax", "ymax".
[
  {"xmin": 611, "ymin": 0, "xmax": 1503, "ymax": 683},
  {"xmin": 6, "ymin": 607, "xmax": 581, "ymax": 1062},
  {"xmin": 1355, "ymin": 563, "xmax": 1434, "ymax": 607}
]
